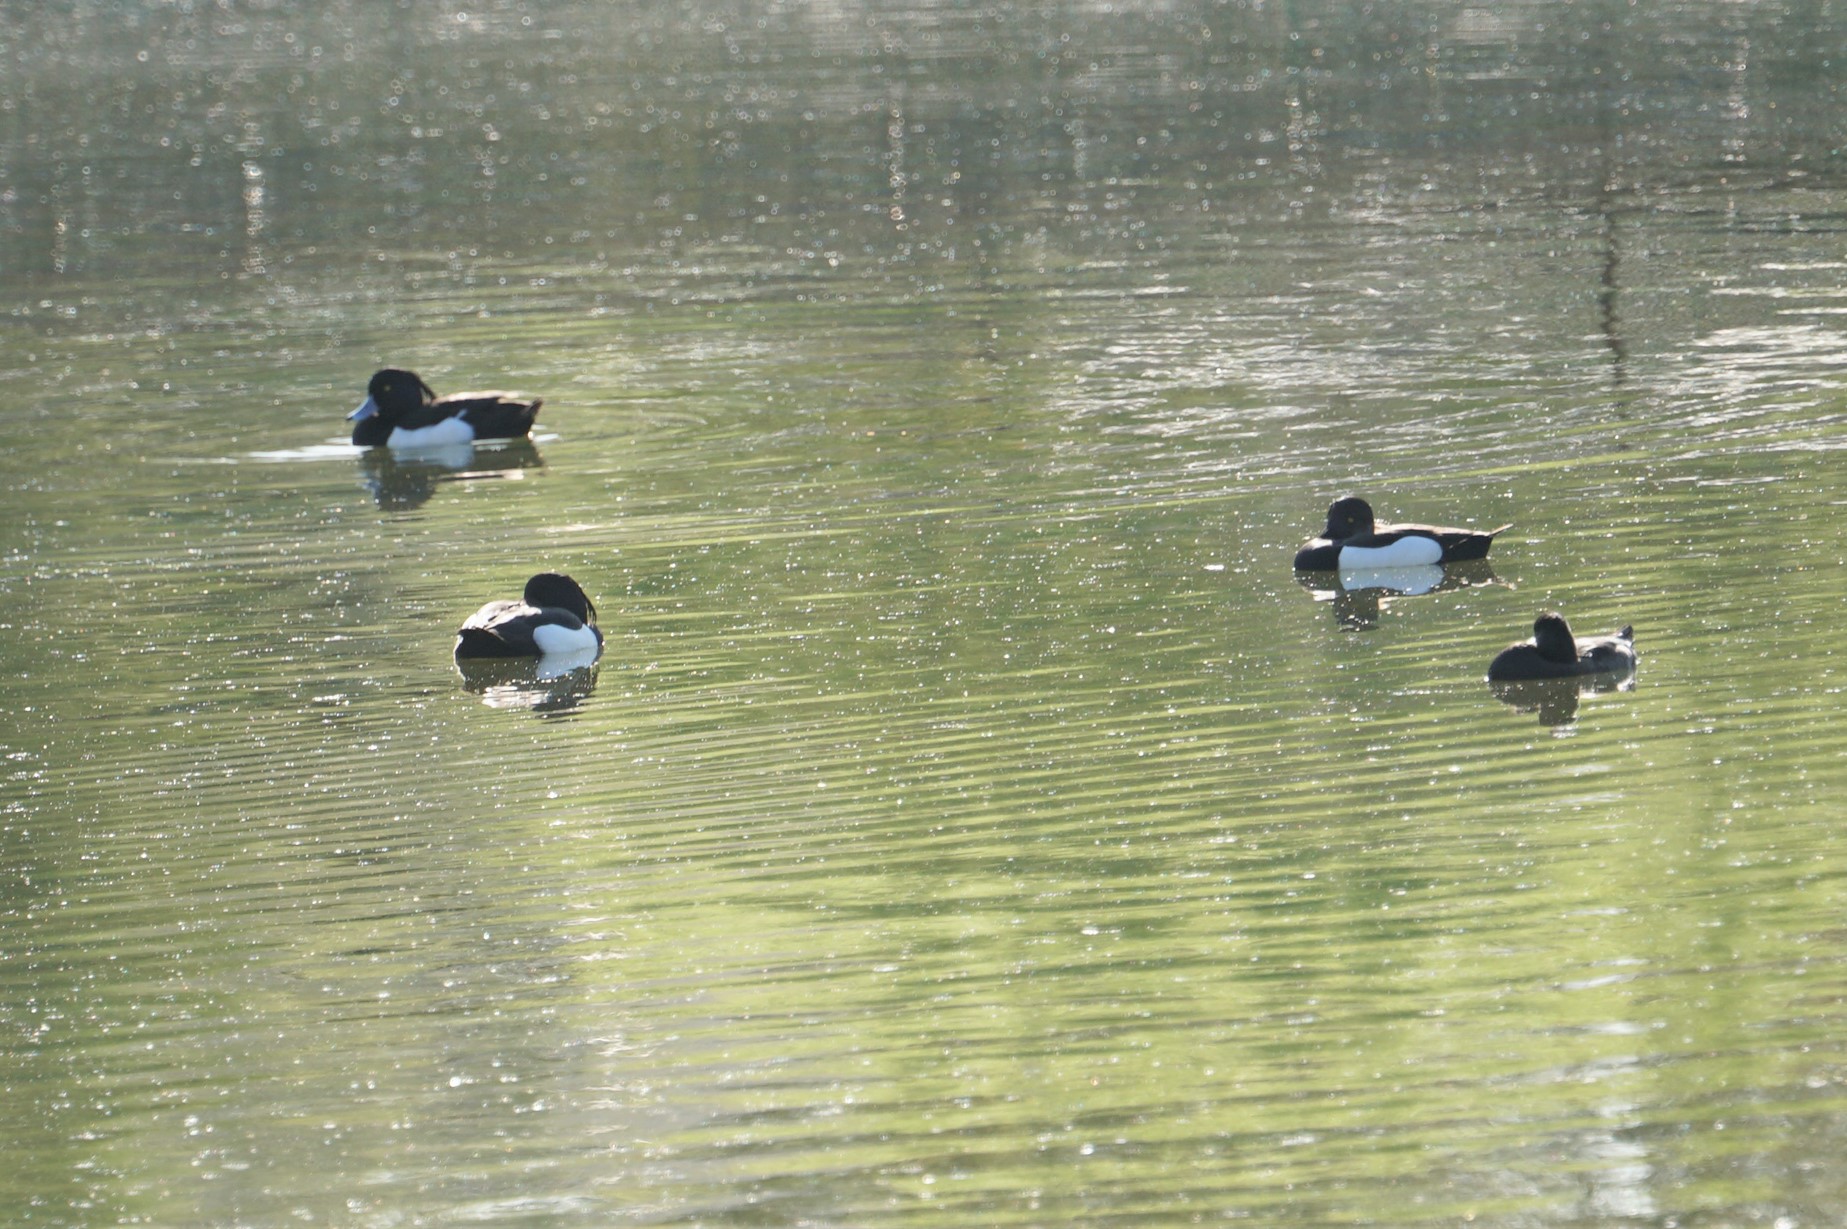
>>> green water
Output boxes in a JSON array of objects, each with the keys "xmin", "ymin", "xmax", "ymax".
[{"xmin": 4, "ymin": 2, "xmax": 1847, "ymax": 1225}]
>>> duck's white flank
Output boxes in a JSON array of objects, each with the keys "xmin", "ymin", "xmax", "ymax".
[
  {"xmin": 386, "ymin": 416, "xmax": 478, "ymax": 449},
  {"xmin": 1338, "ymin": 536, "xmax": 1443, "ymax": 568},
  {"xmin": 531, "ymin": 621, "xmax": 601, "ymax": 656}
]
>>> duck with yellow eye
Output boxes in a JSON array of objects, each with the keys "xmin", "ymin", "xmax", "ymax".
[
  {"xmin": 348, "ymin": 368, "xmax": 542, "ymax": 448},
  {"xmin": 1294, "ymin": 496, "xmax": 1511, "ymax": 571}
]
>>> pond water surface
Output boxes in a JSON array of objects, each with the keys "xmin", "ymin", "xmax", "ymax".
[{"xmin": 4, "ymin": 2, "xmax": 1847, "ymax": 1225}]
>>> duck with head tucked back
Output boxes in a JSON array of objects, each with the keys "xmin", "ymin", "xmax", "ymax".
[
  {"xmin": 1487, "ymin": 611, "xmax": 1636, "ymax": 681},
  {"xmin": 454, "ymin": 573, "xmax": 602, "ymax": 661},
  {"xmin": 1294, "ymin": 496, "xmax": 1511, "ymax": 570},
  {"xmin": 349, "ymin": 368, "xmax": 542, "ymax": 448}
]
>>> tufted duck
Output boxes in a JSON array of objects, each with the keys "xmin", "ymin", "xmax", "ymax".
[
  {"xmin": 349, "ymin": 368, "xmax": 542, "ymax": 448},
  {"xmin": 1294, "ymin": 496, "xmax": 1511, "ymax": 570},
  {"xmin": 454, "ymin": 573, "xmax": 602, "ymax": 660},
  {"xmin": 1487, "ymin": 611, "xmax": 1636, "ymax": 680}
]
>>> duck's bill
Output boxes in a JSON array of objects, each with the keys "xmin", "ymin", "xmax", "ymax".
[{"xmin": 348, "ymin": 397, "xmax": 380, "ymax": 422}]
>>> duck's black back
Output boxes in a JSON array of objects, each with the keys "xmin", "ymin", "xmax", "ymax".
[{"xmin": 430, "ymin": 393, "xmax": 542, "ymax": 439}]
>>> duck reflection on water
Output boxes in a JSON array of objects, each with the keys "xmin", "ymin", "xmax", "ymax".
[
  {"xmin": 1489, "ymin": 671, "xmax": 1636, "ymax": 728},
  {"xmin": 455, "ymin": 650, "xmax": 601, "ymax": 715},
  {"xmin": 358, "ymin": 438, "xmax": 544, "ymax": 511},
  {"xmin": 1295, "ymin": 560, "xmax": 1500, "ymax": 631}
]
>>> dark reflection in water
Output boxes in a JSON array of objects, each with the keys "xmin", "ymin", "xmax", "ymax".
[
  {"xmin": 358, "ymin": 439, "xmax": 544, "ymax": 511},
  {"xmin": 1296, "ymin": 561, "xmax": 1500, "ymax": 631},
  {"xmin": 1490, "ymin": 671, "xmax": 1638, "ymax": 728},
  {"xmin": 455, "ymin": 653, "xmax": 600, "ymax": 715}
]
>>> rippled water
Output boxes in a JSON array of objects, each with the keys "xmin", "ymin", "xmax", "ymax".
[{"xmin": 4, "ymin": 1, "xmax": 1847, "ymax": 1225}]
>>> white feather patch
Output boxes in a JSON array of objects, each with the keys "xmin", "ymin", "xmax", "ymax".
[
  {"xmin": 386, "ymin": 416, "xmax": 478, "ymax": 448},
  {"xmin": 531, "ymin": 621, "xmax": 601, "ymax": 657},
  {"xmin": 1338, "ymin": 536, "xmax": 1443, "ymax": 568}
]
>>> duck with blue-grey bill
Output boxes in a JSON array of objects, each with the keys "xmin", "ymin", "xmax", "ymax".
[
  {"xmin": 1294, "ymin": 496, "xmax": 1511, "ymax": 570},
  {"xmin": 349, "ymin": 368, "xmax": 542, "ymax": 448}
]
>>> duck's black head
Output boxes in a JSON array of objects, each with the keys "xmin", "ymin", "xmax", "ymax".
[
  {"xmin": 1531, "ymin": 611, "xmax": 1578, "ymax": 663},
  {"xmin": 523, "ymin": 572, "xmax": 597, "ymax": 625},
  {"xmin": 1322, "ymin": 496, "xmax": 1377, "ymax": 541},
  {"xmin": 349, "ymin": 369, "xmax": 439, "ymax": 443},
  {"xmin": 365, "ymin": 368, "xmax": 437, "ymax": 416}
]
